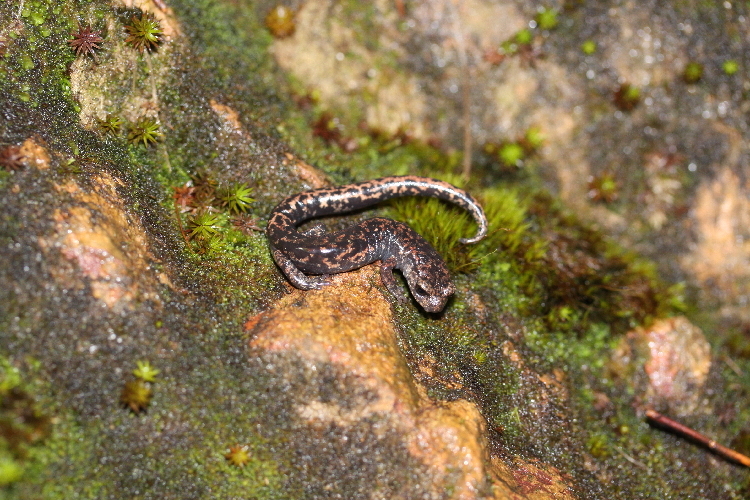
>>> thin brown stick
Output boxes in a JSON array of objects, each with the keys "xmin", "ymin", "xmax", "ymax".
[
  {"xmin": 447, "ymin": 0, "xmax": 473, "ymax": 180},
  {"xmin": 174, "ymin": 201, "xmax": 189, "ymax": 245},
  {"xmin": 645, "ymin": 409, "xmax": 750, "ymax": 467}
]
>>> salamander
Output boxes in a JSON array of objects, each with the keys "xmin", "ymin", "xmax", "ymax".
[{"xmin": 266, "ymin": 176, "xmax": 487, "ymax": 313}]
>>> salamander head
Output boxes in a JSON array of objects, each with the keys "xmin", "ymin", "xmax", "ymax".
[{"xmin": 406, "ymin": 257, "xmax": 455, "ymax": 313}]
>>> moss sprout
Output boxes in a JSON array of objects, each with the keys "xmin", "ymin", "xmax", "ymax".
[
  {"xmin": 128, "ymin": 117, "xmax": 163, "ymax": 146},
  {"xmin": 683, "ymin": 61, "xmax": 703, "ymax": 83},
  {"xmin": 188, "ymin": 211, "xmax": 222, "ymax": 241},
  {"xmin": 97, "ymin": 114, "xmax": 123, "ymax": 135},
  {"xmin": 190, "ymin": 169, "xmax": 219, "ymax": 206},
  {"xmin": 0, "ymin": 145, "xmax": 25, "ymax": 171},
  {"xmin": 722, "ymin": 59, "xmax": 739, "ymax": 76},
  {"xmin": 614, "ymin": 83, "xmax": 640, "ymax": 111},
  {"xmin": 265, "ymin": 5, "xmax": 296, "ymax": 38},
  {"xmin": 59, "ymin": 157, "xmax": 82, "ymax": 174},
  {"xmin": 581, "ymin": 40, "xmax": 597, "ymax": 55},
  {"xmin": 120, "ymin": 379, "xmax": 152, "ymax": 413},
  {"xmin": 68, "ymin": 24, "xmax": 103, "ymax": 58},
  {"xmin": 521, "ymin": 127, "xmax": 545, "ymax": 153},
  {"xmin": 0, "ymin": 358, "xmax": 52, "ymax": 487},
  {"xmin": 587, "ymin": 433, "xmax": 610, "ymax": 458},
  {"xmin": 0, "ymin": 456, "xmax": 23, "ymax": 486},
  {"xmin": 124, "ymin": 13, "xmax": 163, "ymax": 53},
  {"xmin": 587, "ymin": 172, "xmax": 619, "ymax": 203},
  {"xmin": 536, "ymin": 8, "xmax": 559, "ymax": 30},
  {"xmin": 498, "ymin": 142, "xmax": 525, "ymax": 167},
  {"xmin": 133, "ymin": 361, "xmax": 160, "ymax": 383},
  {"xmin": 224, "ymin": 445, "xmax": 251, "ymax": 467},
  {"xmin": 514, "ymin": 29, "xmax": 533, "ymax": 46},
  {"xmin": 198, "ymin": 235, "xmax": 225, "ymax": 255},
  {"xmin": 231, "ymin": 214, "xmax": 263, "ymax": 234},
  {"xmin": 219, "ymin": 183, "xmax": 255, "ymax": 214}
]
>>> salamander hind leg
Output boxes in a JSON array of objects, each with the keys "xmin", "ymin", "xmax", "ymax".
[
  {"xmin": 379, "ymin": 257, "xmax": 408, "ymax": 304},
  {"xmin": 271, "ymin": 248, "xmax": 331, "ymax": 290}
]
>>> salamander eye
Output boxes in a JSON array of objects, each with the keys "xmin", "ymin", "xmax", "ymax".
[{"xmin": 412, "ymin": 283, "xmax": 429, "ymax": 297}]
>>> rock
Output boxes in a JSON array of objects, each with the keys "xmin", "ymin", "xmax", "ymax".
[
  {"xmin": 611, "ymin": 316, "xmax": 712, "ymax": 416},
  {"xmin": 247, "ymin": 265, "xmax": 575, "ymax": 499}
]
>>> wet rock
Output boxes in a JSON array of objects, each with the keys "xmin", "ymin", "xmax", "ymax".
[
  {"xmin": 681, "ymin": 164, "xmax": 750, "ymax": 322},
  {"xmin": 247, "ymin": 265, "xmax": 575, "ymax": 499},
  {"xmin": 611, "ymin": 316, "xmax": 711, "ymax": 416}
]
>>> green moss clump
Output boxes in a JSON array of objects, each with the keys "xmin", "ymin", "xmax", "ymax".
[
  {"xmin": 683, "ymin": 61, "xmax": 703, "ymax": 83},
  {"xmin": 536, "ymin": 8, "xmax": 559, "ymax": 30},
  {"xmin": 124, "ymin": 13, "xmax": 163, "ymax": 53},
  {"xmin": 497, "ymin": 142, "xmax": 525, "ymax": 167},
  {"xmin": 614, "ymin": 83, "xmax": 641, "ymax": 111},
  {"xmin": 581, "ymin": 40, "xmax": 597, "ymax": 55},
  {"xmin": 722, "ymin": 59, "xmax": 739, "ymax": 76},
  {"xmin": 0, "ymin": 358, "xmax": 52, "ymax": 489},
  {"xmin": 389, "ymin": 179, "xmax": 528, "ymax": 274}
]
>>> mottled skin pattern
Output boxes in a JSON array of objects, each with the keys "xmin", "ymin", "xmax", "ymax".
[{"xmin": 266, "ymin": 176, "xmax": 488, "ymax": 312}]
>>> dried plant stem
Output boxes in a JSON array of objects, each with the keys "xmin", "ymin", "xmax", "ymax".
[
  {"xmin": 447, "ymin": 0, "xmax": 472, "ymax": 180},
  {"xmin": 646, "ymin": 409, "xmax": 750, "ymax": 467},
  {"xmin": 461, "ymin": 69, "xmax": 472, "ymax": 180},
  {"xmin": 174, "ymin": 202, "xmax": 189, "ymax": 245}
]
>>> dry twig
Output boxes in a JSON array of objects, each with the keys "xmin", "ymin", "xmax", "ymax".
[{"xmin": 646, "ymin": 409, "xmax": 750, "ymax": 467}]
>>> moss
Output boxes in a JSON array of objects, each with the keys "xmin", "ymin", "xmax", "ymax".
[
  {"xmin": 581, "ymin": 40, "xmax": 597, "ymax": 55},
  {"xmin": 535, "ymin": 8, "xmax": 559, "ymax": 30},
  {"xmin": 0, "ymin": 357, "xmax": 52, "ymax": 490},
  {"xmin": 264, "ymin": 5, "xmax": 296, "ymax": 39},
  {"xmin": 389, "ymin": 180, "xmax": 529, "ymax": 274},
  {"xmin": 2, "ymin": 0, "xmax": 748, "ymax": 497},
  {"xmin": 124, "ymin": 13, "xmax": 163, "ymax": 53},
  {"xmin": 722, "ymin": 59, "xmax": 739, "ymax": 75},
  {"xmin": 614, "ymin": 83, "xmax": 641, "ymax": 111},
  {"xmin": 683, "ymin": 61, "xmax": 703, "ymax": 83}
]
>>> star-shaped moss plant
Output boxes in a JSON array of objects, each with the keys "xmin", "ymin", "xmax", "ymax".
[
  {"xmin": 128, "ymin": 118, "xmax": 163, "ymax": 146},
  {"xmin": 69, "ymin": 24, "xmax": 104, "ymax": 58},
  {"xmin": 124, "ymin": 13, "xmax": 163, "ymax": 53},
  {"xmin": 133, "ymin": 360, "xmax": 160, "ymax": 382}
]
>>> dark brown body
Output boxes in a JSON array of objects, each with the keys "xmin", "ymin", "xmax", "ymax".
[{"xmin": 266, "ymin": 176, "xmax": 487, "ymax": 312}]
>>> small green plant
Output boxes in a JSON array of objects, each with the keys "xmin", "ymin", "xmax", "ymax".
[
  {"xmin": 536, "ymin": 8, "xmax": 559, "ymax": 30},
  {"xmin": 97, "ymin": 114, "xmax": 123, "ymax": 135},
  {"xmin": 124, "ymin": 13, "xmax": 163, "ymax": 53},
  {"xmin": 514, "ymin": 29, "xmax": 533, "ymax": 45},
  {"xmin": 498, "ymin": 142, "xmax": 525, "ymax": 167},
  {"xmin": 683, "ymin": 61, "xmax": 703, "ymax": 83},
  {"xmin": 722, "ymin": 59, "xmax": 739, "ymax": 76},
  {"xmin": 587, "ymin": 433, "xmax": 610, "ymax": 458},
  {"xmin": 581, "ymin": 40, "xmax": 597, "ymax": 55},
  {"xmin": 224, "ymin": 445, "xmax": 251, "ymax": 467},
  {"xmin": 120, "ymin": 379, "xmax": 152, "ymax": 413},
  {"xmin": 219, "ymin": 183, "xmax": 255, "ymax": 214},
  {"xmin": 188, "ymin": 211, "xmax": 221, "ymax": 241},
  {"xmin": 522, "ymin": 127, "xmax": 545, "ymax": 152},
  {"xmin": 614, "ymin": 83, "xmax": 640, "ymax": 111},
  {"xmin": 265, "ymin": 5, "xmax": 296, "ymax": 38},
  {"xmin": 133, "ymin": 360, "xmax": 160, "ymax": 382},
  {"xmin": 59, "ymin": 157, "xmax": 82, "ymax": 174},
  {"xmin": 128, "ymin": 118, "xmax": 162, "ymax": 146},
  {"xmin": 587, "ymin": 172, "xmax": 619, "ymax": 203}
]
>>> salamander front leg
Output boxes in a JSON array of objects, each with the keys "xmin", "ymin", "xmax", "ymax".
[
  {"xmin": 379, "ymin": 257, "xmax": 408, "ymax": 304},
  {"xmin": 271, "ymin": 247, "xmax": 331, "ymax": 290}
]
